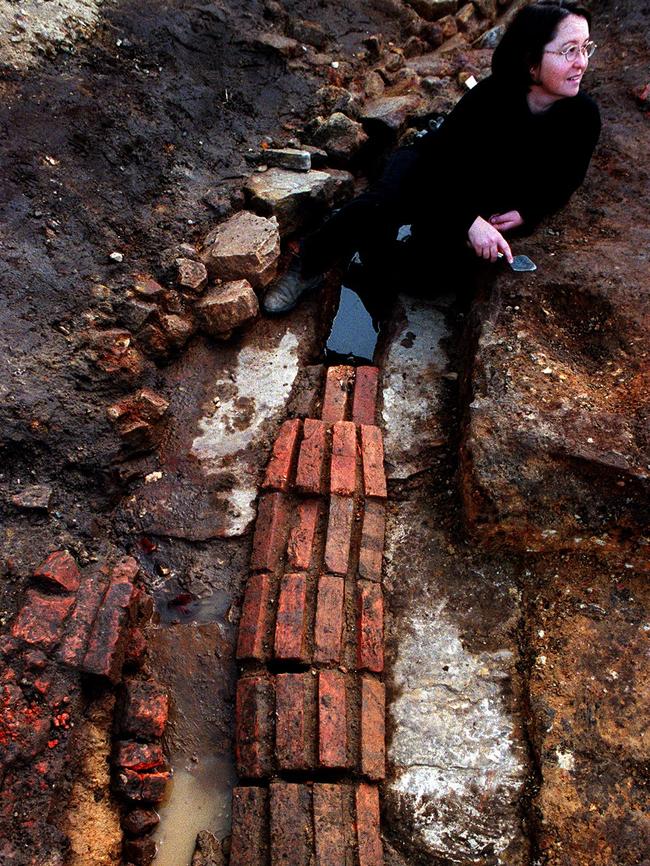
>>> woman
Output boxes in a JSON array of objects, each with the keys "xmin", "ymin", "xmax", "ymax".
[{"xmin": 263, "ymin": 0, "xmax": 601, "ymax": 315}]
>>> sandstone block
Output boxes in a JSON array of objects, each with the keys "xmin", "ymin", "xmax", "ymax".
[
  {"xmin": 311, "ymin": 112, "xmax": 368, "ymax": 163},
  {"xmin": 195, "ymin": 279, "xmax": 258, "ymax": 338},
  {"xmin": 260, "ymin": 147, "xmax": 311, "ymax": 172},
  {"xmin": 200, "ymin": 211, "xmax": 280, "ymax": 289},
  {"xmin": 177, "ymin": 258, "xmax": 208, "ymax": 294}
]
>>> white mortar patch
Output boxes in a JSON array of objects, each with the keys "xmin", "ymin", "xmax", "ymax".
[
  {"xmin": 382, "ymin": 296, "xmax": 450, "ymax": 479},
  {"xmin": 191, "ymin": 330, "xmax": 299, "ymax": 534},
  {"xmin": 389, "ymin": 604, "xmax": 527, "ymax": 862}
]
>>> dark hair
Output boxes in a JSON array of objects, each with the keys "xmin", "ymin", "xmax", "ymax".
[{"xmin": 492, "ymin": 1, "xmax": 592, "ymax": 92}]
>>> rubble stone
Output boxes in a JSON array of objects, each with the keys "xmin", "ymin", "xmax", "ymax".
[
  {"xmin": 107, "ymin": 388, "xmax": 170, "ymax": 451},
  {"xmin": 253, "ymin": 32, "xmax": 300, "ymax": 58},
  {"xmin": 122, "ymin": 808, "xmax": 160, "ymax": 837},
  {"xmin": 200, "ymin": 211, "xmax": 281, "ymax": 289},
  {"xmin": 11, "ymin": 485, "xmax": 53, "ymax": 511},
  {"xmin": 158, "ymin": 312, "xmax": 196, "ymax": 349},
  {"xmin": 406, "ymin": 0, "xmax": 458, "ymax": 21},
  {"xmin": 314, "ymin": 85, "xmax": 363, "ymax": 119},
  {"xmin": 177, "ymin": 258, "xmax": 208, "ymax": 294},
  {"xmin": 310, "ymin": 112, "xmax": 368, "ymax": 163},
  {"xmin": 119, "ymin": 679, "xmax": 169, "ymax": 739},
  {"xmin": 360, "ymin": 94, "xmax": 425, "ymax": 135},
  {"xmin": 195, "ymin": 279, "xmax": 259, "ymax": 338},
  {"xmin": 262, "ymin": 147, "xmax": 311, "ymax": 171}
]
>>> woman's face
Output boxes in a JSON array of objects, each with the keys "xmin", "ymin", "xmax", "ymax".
[{"xmin": 531, "ymin": 14, "xmax": 591, "ymax": 103}]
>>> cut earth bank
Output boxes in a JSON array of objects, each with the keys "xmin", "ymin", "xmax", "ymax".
[{"xmin": 0, "ymin": 0, "xmax": 648, "ymax": 865}]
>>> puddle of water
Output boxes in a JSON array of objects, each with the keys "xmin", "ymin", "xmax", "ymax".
[
  {"xmin": 153, "ymin": 752, "xmax": 237, "ymax": 866},
  {"xmin": 325, "ymin": 285, "xmax": 379, "ymax": 365}
]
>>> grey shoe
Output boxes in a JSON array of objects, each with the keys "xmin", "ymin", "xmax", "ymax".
[{"xmin": 262, "ymin": 259, "xmax": 323, "ymax": 315}]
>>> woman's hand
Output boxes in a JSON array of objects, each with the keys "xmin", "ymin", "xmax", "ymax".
[
  {"xmin": 489, "ymin": 210, "xmax": 524, "ymax": 232},
  {"xmin": 468, "ymin": 216, "xmax": 513, "ymax": 263}
]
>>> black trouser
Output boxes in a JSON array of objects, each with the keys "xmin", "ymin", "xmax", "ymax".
[{"xmin": 299, "ymin": 144, "xmax": 473, "ymax": 295}]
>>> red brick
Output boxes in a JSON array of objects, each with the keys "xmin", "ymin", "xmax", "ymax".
[
  {"xmin": 358, "ymin": 501, "xmax": 385, "ymax": 582},
  {"xmin": 275, "ymin": 673, "xmax": 315, "ymax": 771},
  {"xmin": 11, "ymin": 591, "xmax": 74, "ymax": 649},
  {"xmin": 236, "ymin": 573, "xmax": 272, "ymax": 661},
  {"xmin": 263, "ymin": 418, "xmax": 302, "ymax": 491},
  {"xmin": 235, "ymin": 675, "xmax": 275, "ymax": 779},
  {"xmin": 330, "ymin": 421, "xmax": 357, "ymax": 496},
  {"xmin": 121, "ymin": 808, "xmax": 160, "ymax": 837},
  {"xmin": 295, "ymin": 419, "xmax": 328, "ymax": 495},
  {"xmin": 357, "ymin": 581, "xmax": 384, "ymax": 673},
  {"xmin": 352, "ymin": 366, "xmax": 380, "ymax": 426},
  {"xmin": 360, "ymin": 677, "xmax": 385, "ymax": 781},
  {"xmin": 318, "ymin": 670, "xmax": 349, "ymax": 769},
  {"xmin": 115, "ymin": 741, "xmax": 165, "ymax": 772},
  {"xmin": 33, "ymin": 550, "xmax": 80, "ymax": 593},
  {"xmin": 360, "ymin": 425, "xmax": 387, "ymax": 499},
  {"xmin": 82, "ymin": 559, "xmax": 137, "ymax": 682},
  {"xmin": 321, "ymin": 365, "xmax": 353, "ymax": 423},
  {"xmin": 274, "ymin": 573, "xmax": 309, "ymax": 663},
  {"xmin": 314, "ymin": 575, "xmax": 345, "ymax": 664},
  {"xmin": 123, "ymin": 627, "xmax": 147, "ymax": 668},
  {"xmin": 123, "ymin": 836, "xmax": 156, "ymax": 865},
  {"xmin": 313, "ymin": 784, "xmax": 349, "ymax": 866},
  {"xmin": 250, "ymin": 492, "xmax": 291, "ymax": 573},
  {"xmin": 115, "ymin": 768, "xmax": 171, "ymax": 803},
  {"xmin": 355, "ymin": 783, "xmax": 383, "ymax": 866},
  {"xmin": 287, "ymin": 499, "xmax": 321, "ymax": 571},
  {"xmin": 57, "ymin": 572, "xmax": 109, "ymax": 667},
  {"xmin": 119, "ymin": 679, "xmax": 169, "ymax": 739},
  {"xmin": 230, "ymin": 786, "xmax": 269, "ymax": 866},
  {"xmin": 270, "ymin": 782, "xmax": 312, "ymax": 866},
  {"xmin": 324, "ymin": 496, "xmax": 355, "ymax": 576}
]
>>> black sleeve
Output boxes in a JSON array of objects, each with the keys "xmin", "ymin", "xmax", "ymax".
[{"xmin": 517, "ymin": 94, "xmax": 601, "ymax": 227}]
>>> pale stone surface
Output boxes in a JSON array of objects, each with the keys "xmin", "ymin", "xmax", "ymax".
[
  {"xmin": 195, "ymin": 280, "xmax": 259, "ymax": 338},
  {"xmin": 191, "ymin": 330, "xmax": 300, "ymax": 533},
  {"xmin": 310, "ymin": 112, "xmax": 368, "ymax": 162},
  {"xmin": 200, "ymin": 211, "xmax": 280, "ymax": 289},
  {"xmin": 388, "ymin": 606, "xmax": 528, "ymax": 863},
  {"xmin": 383, "ymin": 498, "xmax": 529, "ymax": 864},
  {"xmin": 381, "ymin": 296, "xmax": 451, "ymax": 479},
  {"xmin": 0, "ymin": 0, "xmax": 102, "ymax": 69},
  {"xmin": 245, "ymin": 167, "xmax": 353, "ymax": 235}
]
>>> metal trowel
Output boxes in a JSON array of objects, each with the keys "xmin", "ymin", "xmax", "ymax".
[{"xmin": 499, "ymin": 252, "xmax": 537, "ymax": 272}]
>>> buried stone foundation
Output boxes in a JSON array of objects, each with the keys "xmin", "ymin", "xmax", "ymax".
[{"xmin": 229, "ymin": 365, "xmax": 387, "ymax": 865}]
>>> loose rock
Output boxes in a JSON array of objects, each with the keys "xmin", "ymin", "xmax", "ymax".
[
  {"xmin": 195, "ymin": 280, "xmax": 259, "ymax": 338},
  {"xmin": 177, "ymin": 258, "xmax": 208, "ymax": 294},
  {"xmin": 310, "ymin": 112, "xmax": 368, "ymax": 163},
  {"xmin": 200, "ymin": 211, "xmax": 281, "ymax": 289}
]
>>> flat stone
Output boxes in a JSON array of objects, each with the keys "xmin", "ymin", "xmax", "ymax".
[
  {"xmin": 360, "ymin": 94, "xmax": 425, "ymax": 134},
  {"xmin": 311, "ymin": 112, "xmax": 368, "ymax": 163},
  {"xmin": 253, "ymin": 32, "xmax": 300, "ymax": 58},
  {"xmin": 200, "ymin": 211, "xmax": 280, "ymax": 289},
  {"xmin": 245, "ymin": 167, "xmax": 353, "ymax": 235},
  {"xmin": 382, "ymin": 296, "xmax": 451, "ymax": 479},
  {"xmin": 262, "ymin": 148, "xmax": 311, "ymax": 172},
  {"xmin": 195, "ymin": 280, "xmax": 259, "ymax": 338}
]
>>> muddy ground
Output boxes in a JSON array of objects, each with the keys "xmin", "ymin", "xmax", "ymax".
[{"xmin": 1, "ymin": 0, "xmax": 648, "ymax": 864}]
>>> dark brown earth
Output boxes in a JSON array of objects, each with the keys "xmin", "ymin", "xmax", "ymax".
[{"xmin": 1, "ymin": 0, "xmax": 648, "ymax": 864}]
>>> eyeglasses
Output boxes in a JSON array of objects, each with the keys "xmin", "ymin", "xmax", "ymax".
[{"xmin": 545, "ymin": 41, "xmax": 597, "ymax": 63}]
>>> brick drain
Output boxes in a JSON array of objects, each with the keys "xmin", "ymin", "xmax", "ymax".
[{"xmin": 230, "ymin": 365, "xmax": 386, "ymax": 865}]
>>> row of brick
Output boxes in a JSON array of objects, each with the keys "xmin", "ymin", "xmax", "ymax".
[
  {"xmin": 251, "ymin": 492, "xmax": 385, "ymax": 581},
  {"xmin": 235, "ymin": 669, "xmax": 385, "ymax": 781},
  {"xmin": 230, "ymin": 781, "xmax": 383, "ymax": 866},
  {"xmin": 237, "ymin": 569, "xmax": 383, "ymax": 672},
  {"xmin": 263, "ymin": 417, "xmax": 387, "ymax": 501},
  {"xmin": 231, "ymin": 366, "xmax": 386, "ymax": 865}
]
